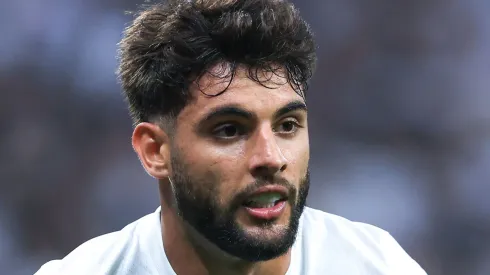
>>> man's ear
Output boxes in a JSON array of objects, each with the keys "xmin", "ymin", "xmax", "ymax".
[{"xmin": 132, "ymin": 122, "xmax": 171, "ymax": 179}]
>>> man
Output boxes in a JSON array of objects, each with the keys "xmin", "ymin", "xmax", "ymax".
[{"xmin": 36, "ymin": 0, "xmax": 427, "ymax": 274}]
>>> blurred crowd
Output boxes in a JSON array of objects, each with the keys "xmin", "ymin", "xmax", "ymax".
[{"xmin": 1, "ymin": 0, "xmax": 490, "ymax": 274}]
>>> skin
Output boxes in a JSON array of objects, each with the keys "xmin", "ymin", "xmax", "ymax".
[{"xmin": 132, "ymin": 65, "xmax": 310, "ymax": 275}]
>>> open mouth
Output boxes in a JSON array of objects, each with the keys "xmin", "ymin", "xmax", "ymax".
[
  {"xmin": 239, "ymin": 185, "xmax": 290, "ymax": 220},
  {"xmin": 243, "ymin": 192, "xmax": 288, "ymax": 209}
]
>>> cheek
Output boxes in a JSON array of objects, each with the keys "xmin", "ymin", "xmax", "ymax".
[
  {"xmin": 281, "ymin": 137, "xmax": 309, "ymax": 169},
  {"xmin": 179, "ymin": 141, "xmax": 246, "ymax": 202},
  {"xmin": 210, "ymin": 158, "xmax": 245, "ymax": 205}
]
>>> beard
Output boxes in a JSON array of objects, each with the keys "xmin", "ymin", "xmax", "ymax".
[{"xmin": 168, "ymin": 153, "xmax": 310, "ymax": 262}]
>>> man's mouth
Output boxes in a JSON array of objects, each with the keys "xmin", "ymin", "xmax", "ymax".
[
  {"xmin": 243, "ymin": 192, "xmax": 287, "ymax": 208},
  {"xmin": 240, "ymin": 185, "xmax": 289, "ymax": 220}
]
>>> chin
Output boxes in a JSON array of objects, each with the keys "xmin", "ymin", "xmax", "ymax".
[{"xmin": 239, "ymin": 221, "xmax": 290, "ymax": 240}]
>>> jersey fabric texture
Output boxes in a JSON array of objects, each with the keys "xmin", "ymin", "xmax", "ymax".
[{"xmin": 35, "ymin": 207, "xmax": 427, "ymax": 275}]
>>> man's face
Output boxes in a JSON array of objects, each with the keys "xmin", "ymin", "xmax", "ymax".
[{"xmin": 168, "ymin": 67, "xmax": 310, "ymax": 262}]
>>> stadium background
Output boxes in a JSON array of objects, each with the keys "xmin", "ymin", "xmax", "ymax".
[{"xmin": 1, "ymin": 0, "xmax": 490, "ymax": 274}]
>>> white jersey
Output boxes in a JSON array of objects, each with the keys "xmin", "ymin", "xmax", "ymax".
[{"xmin": 35, "ymin": 207, "xmax": 426, "ymax": 275}]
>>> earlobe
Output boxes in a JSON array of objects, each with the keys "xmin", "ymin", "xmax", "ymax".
[{"xmin": 132, "ymin": 122, "xmax": 171, "ymax": 179}]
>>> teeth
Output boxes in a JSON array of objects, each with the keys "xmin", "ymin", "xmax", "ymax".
[
  {"xmin": 247, "ymin": 202, "xmax": 276, "ymax": 208},
  {"xmin": 246, "ymin": 192, "xmax": 283, "ymax": 208}
]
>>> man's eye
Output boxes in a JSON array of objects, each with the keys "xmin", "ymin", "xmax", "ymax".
[
  {"xmin": 276, "ymin": 120, "xmax": 300, "ymax": 133},
  {"xmin": 213, "ymin": 124, "xmax": 242, "ymax": 138}
]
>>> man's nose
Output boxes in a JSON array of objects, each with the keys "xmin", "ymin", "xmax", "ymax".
[{"xmin": 247, "ymin": 127, "xmax": 288, "ymax": 177}]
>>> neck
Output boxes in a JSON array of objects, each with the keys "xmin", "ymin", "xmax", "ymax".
[{"xmin": 158, "ymin": 182, "xmax": 292, "ymax": 275}]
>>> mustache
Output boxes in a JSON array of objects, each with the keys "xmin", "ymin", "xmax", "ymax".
[{"xmin": 230, "ymin": 177, "xmax": 297, "ymax": 209}]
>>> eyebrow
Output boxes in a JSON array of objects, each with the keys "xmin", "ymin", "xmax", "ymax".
[
  {"xmin": 200, "ymin": 105, "xmax": 256, "ymax": 124},
  {"xmin": 273, "ymin": 100, "xmax": 307, "ymax": 119},
  {"xmin": 199, "ymin": 100, "xmax": 307, "ymax": 124}
]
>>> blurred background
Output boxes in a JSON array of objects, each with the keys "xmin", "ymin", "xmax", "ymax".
[{"xmin": 1, "ymin": 0, "xmax": 489, "ymax": 274}]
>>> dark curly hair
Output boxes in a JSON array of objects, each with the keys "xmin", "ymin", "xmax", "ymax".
[{"xmin": 117, "ymin": 0, "xmax": 317, "ymax": 126}]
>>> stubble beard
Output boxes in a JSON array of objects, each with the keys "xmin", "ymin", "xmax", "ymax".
[{"xmin": 169, "ymin": 153, "xmax": 310, "ymax": 262}]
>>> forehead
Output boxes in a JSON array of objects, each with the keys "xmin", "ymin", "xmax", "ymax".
[{"xmin": 179, "ymin": 66, "xmax": 305, "ymax": 120}]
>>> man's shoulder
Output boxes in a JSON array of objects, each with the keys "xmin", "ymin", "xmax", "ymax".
[
  {"xmin": 294, "ymin": 207, "xmax": 427, "ymax": 274},
  {"xmin": 35, "ymin": 230, "xmax": 126, "ymax": 275},
  {"xmin": 35, "ymin": 210, "xmax": 159, "ymax": 275},
  {"xmin": 299, "ymin": 207, "xmax": 393, "ymax": 257},
  {"xmin": 301, "ymin": 207, "xmax": 390, "ymax": 240}
]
